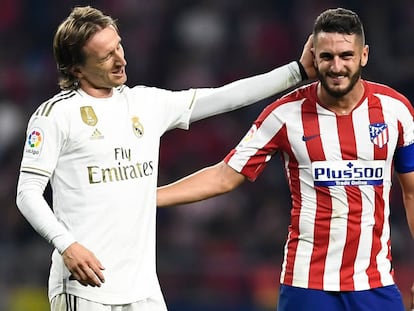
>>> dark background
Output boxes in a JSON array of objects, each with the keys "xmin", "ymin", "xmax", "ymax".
[{"xmin": 1, "ymin": 0, "xmax": 413, "ymax": 310}]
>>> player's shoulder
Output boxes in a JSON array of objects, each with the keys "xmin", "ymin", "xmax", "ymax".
[
  {"xmin": 267, "ymin": 82, "xmax": 317, "ymax": 110},
  {"xmin": 121, "ymin": 84, "xmax": 174, "ymax": 97},
  {"xmin": 33, "ymin": 89, "xmax": 79, "ymax": 118},
  {"xmin": 256, "ymin": 82, "xmax": 317, "ymax": 122},
  {"xmin": 364, "ymin": 80, "xmax": 411, "ymax": 105},
  {"xmin": 115, "ymin": 84, "xmax": 159, "ymax": 96},
  {"xmin": 287, "ymin": 82, "xmax": 317, "ymax": 99}
]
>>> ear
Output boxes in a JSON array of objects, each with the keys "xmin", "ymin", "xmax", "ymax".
[
  {"xmin": 361, "ymin": 44, "xmax": 369, "ymax": 67},
  {"xmin": 311, "ymin": 48, "xmax": 318, "ymax": 69},
  {"xmin": 70, "ymin": 66, "xmax": 83, "ymax": 79}
]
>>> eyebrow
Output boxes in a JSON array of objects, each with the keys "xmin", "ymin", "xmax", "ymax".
[
  {"xmin": 319, "ymin": 50, "xmax": 355, "ymax": 58},
  {"xmin": 99, "ymin": 39, "xmax": 122, "ymax": 60}
]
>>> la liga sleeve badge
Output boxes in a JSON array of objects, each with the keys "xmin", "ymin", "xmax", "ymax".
[{"xmin": 24, "ymin": 127, "xmax": 44, "ymax": 158}]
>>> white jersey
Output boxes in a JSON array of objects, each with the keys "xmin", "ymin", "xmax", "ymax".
[
  {"xmin": 19, "ymin": 85, "xmax": 195, "ymax": 304},
  {"xmin": 225, "ymin": 80, "xmax": 414, "ymax": 291}
]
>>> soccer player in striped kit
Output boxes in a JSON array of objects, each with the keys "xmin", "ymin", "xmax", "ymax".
[
  {"xmin": 15, "ymin": 5, "xmax": 317, "ymax": 311},
  {"xmin": 157, "ymin": 8, "xmax": 414, "ymax": 311}
]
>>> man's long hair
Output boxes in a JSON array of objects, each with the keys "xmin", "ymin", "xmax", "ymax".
[{"xmin": 53, "ymin": 6, "xmax": 119, "ymax": 90}]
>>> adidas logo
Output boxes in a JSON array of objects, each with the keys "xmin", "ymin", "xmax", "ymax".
[{"xmin": 90, "ymin": 128, "xmax": 104, "ymax": 140}]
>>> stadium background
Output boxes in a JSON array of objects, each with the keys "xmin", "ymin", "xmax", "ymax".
[{"xmin": 0, "ymin": 0, "xmax": 413, "ymax": 310}]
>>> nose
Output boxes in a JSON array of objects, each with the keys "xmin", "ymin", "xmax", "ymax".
[
  {"xmin": 330, "ymin": 56, "xmax": 343, "ymax": 72},
  {"xmin": 114, "ymin": 46, "xmax": 127, "ymax": 66}
]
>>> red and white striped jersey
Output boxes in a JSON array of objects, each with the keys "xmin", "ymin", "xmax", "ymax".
[{"xmin": 224, "ymin": 80, "xmax": 414, "ymax": 291}]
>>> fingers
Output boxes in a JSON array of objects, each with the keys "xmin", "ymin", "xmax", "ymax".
[
  {"xmin": 299, "ymin": 34, "xmax": 317, "ymax": 80},
  {"xmin": 84, "ymin": 265, "xmax": 105, "ymax": 287},
  {"xmin": 304, "ymin": 34, "xmax": 313, "ymax": 48},
  {"xmin": 89, "ymin": 260, "xmax": 106, "ymax": 285},
  {"xmin": 69, "ymin": 262, "xmax": 105, "ymax": 287},
  {"xmin": 63, "ymin": 242, "xmax": 105, "ymax": 287}
]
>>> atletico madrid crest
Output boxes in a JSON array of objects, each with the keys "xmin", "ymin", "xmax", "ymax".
[{"xmin": 369, "ymin": 123, "xmax": 389, "ymax": 148}]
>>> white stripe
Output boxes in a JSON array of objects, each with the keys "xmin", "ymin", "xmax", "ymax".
[
  {"xmin": 351, "ymin": 100, "xmax": 373, "ymax": 289},
  {"xmin": 283, "ymin": 100, "xmax": 314, "ymax": 287},
  {"xmin": 318, "ymin": 107, "xmax": 345, "ymax": 290},
  {"xmin": 377, "ymin": 185, "xmax": 394, "ymax": 286}
]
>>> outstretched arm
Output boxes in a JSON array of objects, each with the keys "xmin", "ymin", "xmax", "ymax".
[
  {"xmin": 190, "ymin": 35, "xmax": 315, "ymax": 122},
  {"xmin": 157, "ymin": 161, "xmax": 246, "ymax": 207}
]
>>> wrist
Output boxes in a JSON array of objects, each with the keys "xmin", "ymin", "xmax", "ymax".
[{"xmin": 297, "ymin": 60, "xmax": 309, "ymax": 81}]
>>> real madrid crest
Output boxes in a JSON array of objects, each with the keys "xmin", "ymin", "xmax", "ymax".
[
  {"xmin": 132, "ymin": 116, "xmax": 144, "ymax": 138},
  {"xmin": 80, "ymin": 106, "xmax": 98, "ymax": 126}
]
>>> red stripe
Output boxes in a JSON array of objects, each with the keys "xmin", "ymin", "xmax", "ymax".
[
  {"xmin": 281, "ymin": 134, "xmax": 300, "ymax": 285},
  {"xmin": 336, "ymin": 114, "xmax": 361, "ymax": 290},
  {"xmin": 366, "ymin": 93, "xmax": 387, "ymax": 287},
  {"xmin": 301, "ymin": 99, "xmax": 331, "ymax": 288}
]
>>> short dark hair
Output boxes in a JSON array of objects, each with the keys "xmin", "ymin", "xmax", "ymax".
[
  {"xmin": 313, "ymin": 8, "xmax": 365, "ymax": 44},
  {"xmin": 53, "ymin": 6, "xmax": 119, "ymax": 90}
]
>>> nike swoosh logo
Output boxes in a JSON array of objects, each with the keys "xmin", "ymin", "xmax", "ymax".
[{"xmin": 302, "ymin": 134, "xmax": 320, "ymax": 141}]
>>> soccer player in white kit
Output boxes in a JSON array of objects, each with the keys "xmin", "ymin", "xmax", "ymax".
[
  {"xmin": 157, "ymin": 8, "xmax": 414, "ymax": 311},
  {"xmin": 15, "ymin": 5, "xmax": 316, "ymax": 311}
]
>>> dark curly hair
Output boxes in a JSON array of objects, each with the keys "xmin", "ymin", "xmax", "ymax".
[{"xmin": 313, "ymin": 8, "xmax": 365, "ymax": 45}]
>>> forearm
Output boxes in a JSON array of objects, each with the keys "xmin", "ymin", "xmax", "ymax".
[
  {"xmin": 190, "ymin": 61, "xmax": 303, "ymax": 122},
  {"xmin": 16, "ymin": 172, "xmax": 75, "ymax": 253},
  {"xmin": 404, "ymin": 196, "xmax": 414, "ymax": 239},
  {"xmin": 157, "ymin": 162, "xmax": 245, "ymax": 207},
  {"xmin": 398, "ymin": 172, "xmax": 414, "ymax": 238}
]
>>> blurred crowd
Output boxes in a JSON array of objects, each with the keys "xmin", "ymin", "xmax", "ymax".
[{"xmin": 1, "ymin": 0, "xmax": 414, "ymax": 310}]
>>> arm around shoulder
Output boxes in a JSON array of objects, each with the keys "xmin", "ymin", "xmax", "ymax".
[{"xmin": 189, "ymin": 35, "xmax": 316, "ymax": 123}]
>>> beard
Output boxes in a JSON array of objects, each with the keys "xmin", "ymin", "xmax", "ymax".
[{"xmin": 317, "ymin": 65, "xmax": 362, "ymax": 98}]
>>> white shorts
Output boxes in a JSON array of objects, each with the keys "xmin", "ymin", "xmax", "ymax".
[{"xmin": 50, "ymin": 293, "xmax": 168, "ymax": 311}]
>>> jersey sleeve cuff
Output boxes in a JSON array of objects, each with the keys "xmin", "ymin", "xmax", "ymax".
[
  {"xmin": 286, "ymin": 61, "xmax": 304, "ymax": 85},
  {"xmin": 52, "ymin": 234, "xmax": 77, "ymax": 254},
  {"xmin": 296, "ymin": 61, "xmax": 309, "ymax": 81}
]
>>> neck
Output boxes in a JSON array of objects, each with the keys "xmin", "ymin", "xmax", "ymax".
[
  {"xmin": 80, "ymin": 83, "xmax": 114, "ymax": 98},
  {"xmin": 317, "ymin": 81, "xmax": 365, "ymax": 115}
]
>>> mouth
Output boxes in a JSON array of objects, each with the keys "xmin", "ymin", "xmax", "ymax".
[
  {"xmin": 327, "ymin": 73, "xmax": 347, "ymax": 84},
  {"xmin": 112, "ymin": 67, "xmax": 125, "ymax": 78}
]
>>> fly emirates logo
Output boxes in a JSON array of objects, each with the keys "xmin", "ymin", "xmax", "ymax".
[{"xmin": 87, "ymin": 147, "xmax": 154, "ymax": 184}]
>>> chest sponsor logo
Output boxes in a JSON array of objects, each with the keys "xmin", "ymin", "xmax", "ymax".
[
  {"xmin": 312, "ymin": 160, "xmax": 385, "ymax": 186},
  {"xmin": 80, "ymin": 106, "xmax": 98, "ymax": 126},
  {"xmin": 24, "ymin": 128, "xmax": 44, "ymax": 158},
  {"xmin": 87, "ymin": 147, "xmax": 154, "ymax": 184},
  {"xmin": 369, "ymin": 122, "xmax": 389, "ymax": 148}
]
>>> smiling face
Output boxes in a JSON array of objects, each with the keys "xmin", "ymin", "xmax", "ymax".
[
  {"xmin": 73, "ymin": 25, "xmax": 127, "ymax": 97},
  {"xmin": 313, "ymin": 31, "xmax": 368, "ymax": 99}
]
